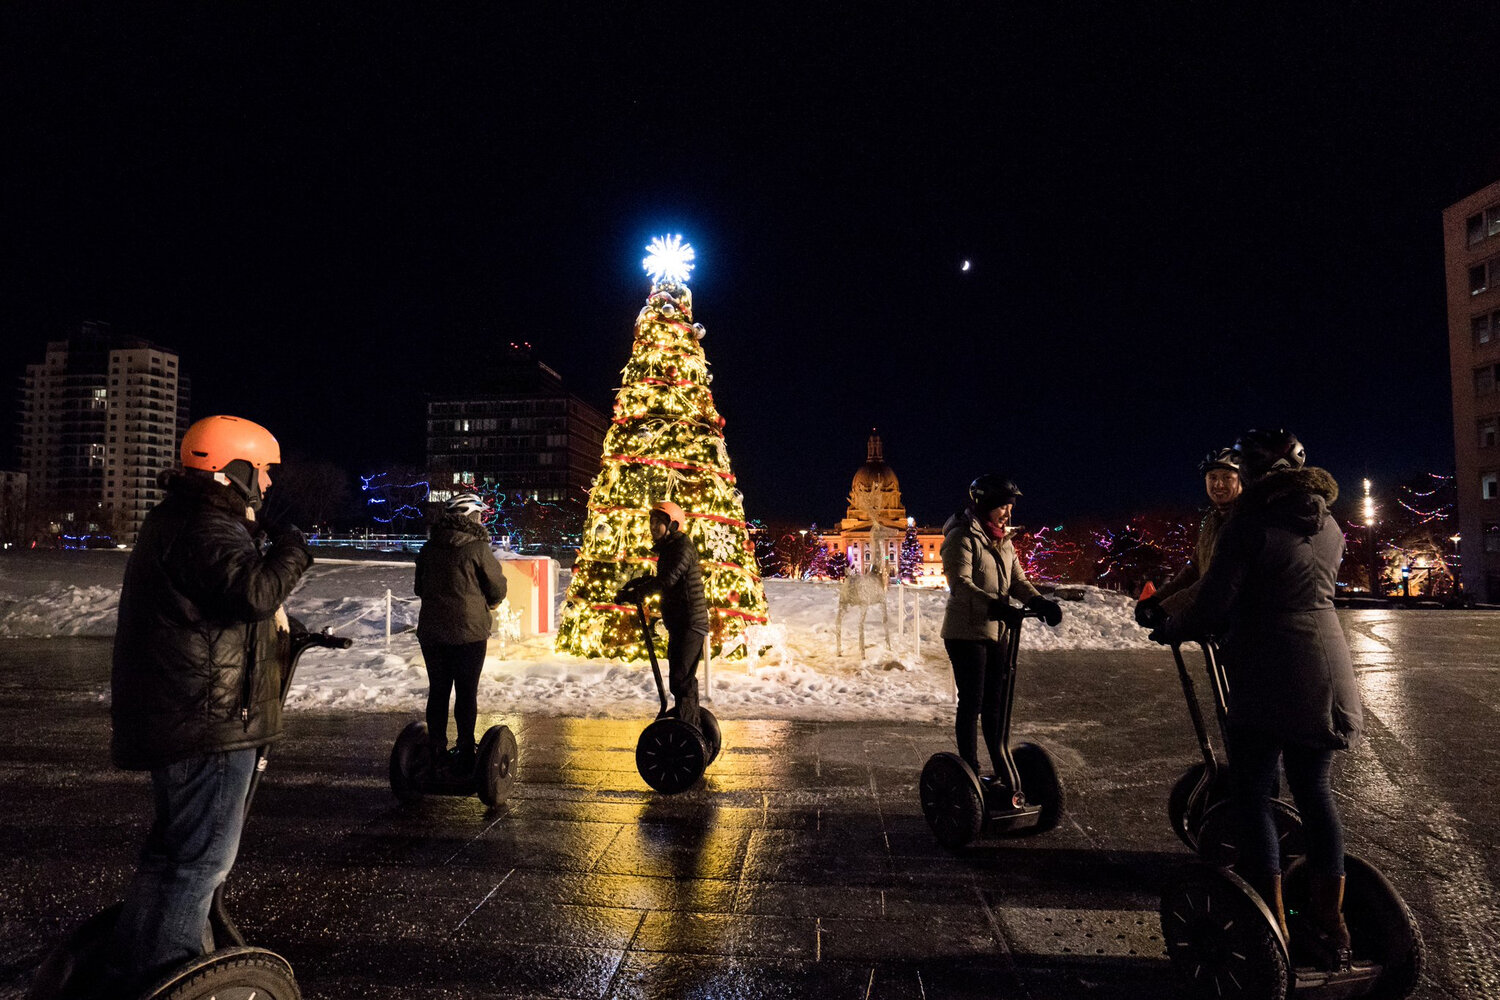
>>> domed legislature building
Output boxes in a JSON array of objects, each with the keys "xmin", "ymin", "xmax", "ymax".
[{"xmin": 820, "ymin": 431, "xmax": 946, "ymax": 586}]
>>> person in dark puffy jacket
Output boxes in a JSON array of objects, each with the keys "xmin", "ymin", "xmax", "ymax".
[
  {"xmin": 1150, "ymin": 429, "xmax": 1362, "ymax": 970},
  {"xmin": 414, "ymin": 491, "xmax": 507, "ymax": 775},
  {"xmin": 618, "ymin": 501, "xmax": 709, "ymax": 728},
  {"xmin": 939, "ymin": 474, "xmax": 1062, "ymax": 779},
  {"xmin": 107, "ymin": 415, "xmax": 312, "ymax": 990}
]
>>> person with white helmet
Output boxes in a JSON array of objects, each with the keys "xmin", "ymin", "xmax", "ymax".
[
  {"xmin": 107, "ymin": 415, "xmax": 313, "ymax": 990},
  {"xmin": 414, "ymin": 491, "xmax": 507, "ymax": 776}
]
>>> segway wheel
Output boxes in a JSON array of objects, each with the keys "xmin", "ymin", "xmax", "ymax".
[
  {"xmin": 1168, "ymin": 763, "xmax": 1206, "ymax": 849},
  {"xmin": 26, "ymin": 903, "xmax": 119, "ymax": 1000},
  {"xmin": 1012, "ymin": 741, "xmax": 1064, "ymax": 834},
  {"xmin": 1284, "ymin": 854, "xmax": 1424, "ymax": 999},
  {"xmin": 389, "ymin": 720, "xmax": 431, "ymax": 805},
  {"xmin": 699, "ymin": 708, "xmax": 722, "ymax": 765},
  {"xmin": 1195, "ymin": 797, "xmax": 1304, "ymax": 868},
  {"xmin": 1160, "ymin": 864, "xmax": 1290, "ymax": 1000},
  {"xmin": 919, "ymin": 752, "xmax": 985, "ymax": 850},
  {"xmin": 143, "ymin": 946, "xmax": 300, "ymax": 1000},
  {"xmin": 636, "ymin": 718, "xmax": 708, "ymax": 794},
  {"xmin": 475, "ymin": 724, "xmax": 518, "ymax": 808}
]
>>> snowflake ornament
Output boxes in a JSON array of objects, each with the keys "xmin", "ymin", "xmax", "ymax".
[
  {"xmin": 705, "ymin": 520, "xmax": 741, "ymax": 562},
  {"xmin": 643, "ymin": 235, "xmax": 695, "ymax": 286}
]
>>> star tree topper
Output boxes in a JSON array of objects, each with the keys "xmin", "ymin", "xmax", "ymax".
[{"xmin": 643, "ymin": 234, "xmax": 695, "ymax": 286}]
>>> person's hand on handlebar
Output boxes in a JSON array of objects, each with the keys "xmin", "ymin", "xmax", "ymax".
[
  {"xmin": 1026, "ymin": 595, "xmax": 1063, "ymax": 627},
  {"xmin": 1133, "ymin": 595, "xmax": 1165, "ymax": 630},
  {"xmin": 988, "ymin": 599, "xmax": 1025, "ymax": 630}
]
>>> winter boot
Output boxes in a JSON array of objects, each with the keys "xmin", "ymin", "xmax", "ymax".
[
  {"xmin": 447, "ymin": 744, "xmax": 476, "ymax": 778},
  {"xmin": 1302, "ymin": 872, "xmax": 1352, "ymax": 972},
  {"xmin": 1244, "ymin": 872, "xmax": 1288, "ymax": 943}
]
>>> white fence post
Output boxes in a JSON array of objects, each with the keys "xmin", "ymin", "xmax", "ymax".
[
  {"xmin": 384, "ymin": 589, "xmax": 392, "ymax": 648},
  {"xmin": 914, "ymin": 589, "xmax": 921, "ymax": 659}
]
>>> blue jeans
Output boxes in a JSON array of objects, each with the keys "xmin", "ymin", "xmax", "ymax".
[
  {"xmin": 1227, "ymin": 726, "xmax": 1345, "ymax": 879},
  {"xmin": 106, "ymin": 748, "xmax": 258, "ymax": 988}
]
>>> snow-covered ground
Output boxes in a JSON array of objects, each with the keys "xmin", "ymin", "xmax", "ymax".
[{"xmin": 0, "ymin": 551, "xmax": 1153, "ymax": 722}]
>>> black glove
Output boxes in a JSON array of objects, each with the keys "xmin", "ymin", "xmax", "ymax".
[
  {"xmin": 1147, "ymin": 627, "xmax": 1174, "ymax": 646},
  {"xmin": 615, "ymin": 575, "xmax": 653, "ymax": 604},
  {"xmin": 1134, "ymin": 596, "xmax": 1164, "ymax": 630},
  {"xmin": 988, "ymin": 599, "xmax": 1024, "ymax": 629},
  {"xmin": 1027, "ymin": 595, "xmax": 1063, "ymax": 627},
  {"xmin": 270, "ymin": 523, "xmax": 308, "ymax": 549}
]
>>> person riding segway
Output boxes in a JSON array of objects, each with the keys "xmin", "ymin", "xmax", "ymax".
[
  {"xmin": 388, "ymin": 491, "xmax": 518, "ymax": 808},
  {"xmin": 35, "ymin": 415, "xmax": 318, "ymax": 998},
  {"xmin": 616, "ymin": 501, "xmax": 722, "ymax": 794},
  {"xmin": 919, "ymin": 474, "xmax": 1065, "ymax": 849},
  {"xmin": 1150, "ymin": 429, "xmax": 1422, "ymax": 998}
]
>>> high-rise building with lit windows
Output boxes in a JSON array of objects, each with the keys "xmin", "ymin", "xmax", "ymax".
[
  {"xmin": 1444, "ymin": 179, "xmax": 1500, "ymax": 602},
  {"xmin": 424, "ymin": 343, "xmax": 606, "ymax": 506},
  {"xmin": 17, "ymin": 322, "xmax": 190, "ymax": 545}
]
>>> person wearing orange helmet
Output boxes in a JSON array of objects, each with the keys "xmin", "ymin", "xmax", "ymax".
[
  {"xmin": 618, "ymin": 501, "xmax": 709, "ymax": 727},
  {"xmin": 106, "ymin": 415, "xmax": 312, "ymax": 991}
]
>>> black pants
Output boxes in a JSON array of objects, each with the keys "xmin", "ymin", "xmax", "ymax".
[
  {"xmin": 419, "ymin": 638, "xmax": 486, "ymax": 752},
  {"xmin": 666, "ymin": 628, "xmax": 704, "ymax": 729},
  {"xmin": 1227, "ymin": 725, "xmax": 1345, "ymax": 878},
  {"xmin": 944, "ymin": 638, "xmax": 1010, "ymax": 776}
]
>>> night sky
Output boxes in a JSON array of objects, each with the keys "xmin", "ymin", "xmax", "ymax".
[{"xmin": 3, "ymin": 5, "xmax": 1497, "ymax": 528}]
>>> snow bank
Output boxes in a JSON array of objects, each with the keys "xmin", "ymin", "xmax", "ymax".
[{"xmin": 0, "ymin": 551, "xmax": 1153, "ymax": 721}]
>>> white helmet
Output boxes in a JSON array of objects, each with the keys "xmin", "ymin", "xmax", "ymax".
[{"xmin": 446, "ymin": 492, "xmax": 489, "ymax": 517}]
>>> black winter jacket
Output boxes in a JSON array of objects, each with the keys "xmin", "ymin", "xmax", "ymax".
[
  {"xmin": 112, "ymin": 471, "xmax": 313, "ymax": 770},
  {"xmin": 415, "ymin": 514, "xmax": 507, "ymax": 644},
  {"xmin": 1159, "ymin": 467, "xmax": 1363, "ymax": 749},
  {"xmin": 649, "ymin": 529, "xmax": 710, "ymax": 635}
]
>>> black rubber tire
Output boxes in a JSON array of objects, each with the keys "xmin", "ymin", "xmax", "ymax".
[
  {"xmin": 389, "ymin": 720, "xmax": 431, "ymax": 805},
  {"xmin": 636, "ymin": 718, "xmax": 708, "ymax": 794},
  {"xmin": 144, "ymin": 946, "xmax": 301, "ymax": 1000},
  {"xmin": 476, "ymin": 724, "xmax": 518, "ymax": 808},
  {"xmin": 1284, "ymin": 854, "xmax": 1425, "ymax": 999},
  {"xmin": 918, "ymin": 752, "xmax": 984, "ymax": 850},
  {"xmin": 1012, "ymin": 742, "xmax": 1064, "ymax": 834},
  {"xmin": 699, "ymin": 708, "xmax": 722, "ymax": 765},
  {"xmin": 1168, "ymin": 763, "xmax": 1206, "ymax": 849},
  {"xmin": 26, "ymin": 903, "xmax": 119, "ymax": 1000},
  {"xmin": 1195, "ymin": 797, "xmax": 1305, "ymax": 867},
  {"xmin": 1161, "ymin": 864, "xmax": 1290, "ymax": 1000}
]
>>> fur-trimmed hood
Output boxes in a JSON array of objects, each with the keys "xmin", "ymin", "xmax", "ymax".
[{"xmin": 1236, "ymin": 466, "xmax": 1340, "ymax": 536}]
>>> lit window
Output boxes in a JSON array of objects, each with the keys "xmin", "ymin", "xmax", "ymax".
[
  {"xmin": 1475, "ymin": 314, "xmax": 1493, "ymax": 347},
  {"xmin": 1472, "ymin": 265, "xmax": 1490, "ymax": 296}
]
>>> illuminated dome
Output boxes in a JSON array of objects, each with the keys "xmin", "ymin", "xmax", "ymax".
[{"xmin": 842, "ymin": 430, "xmax": 907, "ymax": 531}]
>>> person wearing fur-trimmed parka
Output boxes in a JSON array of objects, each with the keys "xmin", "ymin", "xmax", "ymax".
[
  {"xmin": 415, "ymin": 491, "xmax": 507, "ymax": 775},
  {"xmin": 1150, "ymin": 429, "xmax": 1362, "ymax": 970},
  {"xmin": 939, "ymin": 474, "xmax": 1062, "ymax": 778}
]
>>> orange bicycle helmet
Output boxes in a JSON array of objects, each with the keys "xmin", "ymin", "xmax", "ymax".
[
  {"xmin": 650, "ymin": 501, "xmax": 688, "ymax": 530},
  {"xmin": 181, "ymin": 415, "xmax": 281, "ymax": 471}
]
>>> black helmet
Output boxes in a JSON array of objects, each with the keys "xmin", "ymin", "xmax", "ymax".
[
  {"xmin": 969, "ymin": 474, "xmax": 1022, "ymax": 512},
  {"xmin": 1234, "ymin": 429, "xmax": 1306, "ymax": 481},
  {"xmin": 1197, "ymin": 447, "xmax": 1242, "ymax": 477}
]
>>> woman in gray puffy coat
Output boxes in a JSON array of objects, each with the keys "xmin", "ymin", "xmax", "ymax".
[
  {"xmin": 415, "ymin": 491, "xmax": 507, "ymax": 775},
  {"xmin": 1151, "ymin": 430, "xmax": 1361, "ymax": 969},
  {"xmin": 940, "ymin": 474, "xmax": 1062, "ymax": 778}
]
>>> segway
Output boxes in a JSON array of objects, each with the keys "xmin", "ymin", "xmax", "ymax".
[
  {"xmin": 1161, "ymin": 854, "xmax": 1425, "ymax": 999},
  {"xmin": 626, "ymin": 593, "xmax": 721, "ymax": 794},
  {"xmin": 919, "ymin": 608, "xmax": 1063, "ymax": 849},
  {"xmin": 388, "ymin": 716, "xmax": 518, "ymax": 808},
  {"xmin": 1166, "ymin": 639, "xmax": 1304, "ymax": 866},
  {"xmin": 29, "ymin": 618, "xmax": 353, "ymax": 1000}
]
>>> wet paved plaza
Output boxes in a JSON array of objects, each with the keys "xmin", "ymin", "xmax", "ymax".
[{"xmin": 1, "ymin": 609, "xmax": 1496, "ymax": 998}]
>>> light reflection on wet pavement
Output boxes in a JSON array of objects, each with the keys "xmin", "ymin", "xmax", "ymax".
[{"xmin": 1, "ymin": 610, "xmax": 1495, "ymax": 998}]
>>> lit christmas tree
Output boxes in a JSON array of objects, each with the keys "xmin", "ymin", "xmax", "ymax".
[{"xmin": 555, "ymin": 236, "xmax": 770, "ymax": 659}]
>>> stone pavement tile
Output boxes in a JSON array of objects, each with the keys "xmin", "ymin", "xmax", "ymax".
[
  {"xmin": 496, "ymin": 869, "xmax": 739, "ymax": 914},
  {"xmin": 816, "ymin": 912, "xmax": 1003, "ymax": 962},
  {"xmin": 607, "ymin": 952, "xmax": 912, "ymax": 1000},
  {"xmin": 731, "ymin": 881, "xmax": 887, "ymax": 918},
  {"xmin": 455, "ymin": 818, "xmax": 626, "ymax": 872},
  {"xmin": 741, "ymin": 828, "xmax": 893, "ymax": 884},
  {"xmin": 632, "ymin": 909, "xmax": 816, "ymax": 958},
  {"xmin": 292, "ymin": 937, "xmax": 624, "ymax": 998},
  {"xmin": 591, "ymin": 823, "xmax": 751, "ymax": 882}
]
